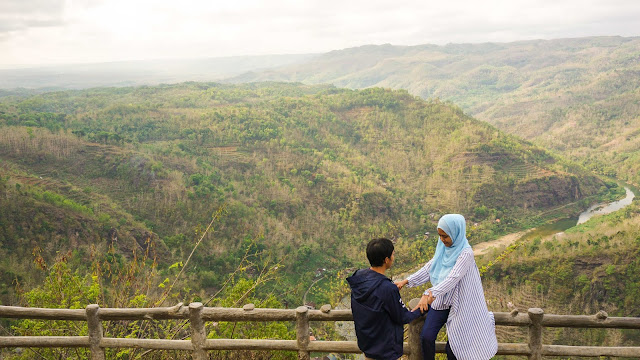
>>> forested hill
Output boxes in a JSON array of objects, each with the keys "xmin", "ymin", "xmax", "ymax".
[
  {"xmin": 0, "ymin": 83, "xmax": 611, "ymax": 304},
  {"xmin": 228, "ymin": 36, "xmax": 640, "ymax": 185}
]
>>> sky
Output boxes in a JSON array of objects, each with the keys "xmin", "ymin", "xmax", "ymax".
[{"xmin": 1, "ymin": 0, "xmax": 640, "ymax": 68}]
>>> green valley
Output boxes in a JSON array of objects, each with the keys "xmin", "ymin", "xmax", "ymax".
[{"xmin": 0, "ymin": 82, "xmax": 612, "ymax": 307}]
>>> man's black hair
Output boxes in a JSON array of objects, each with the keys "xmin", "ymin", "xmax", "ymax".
[{"xmin": 366, "ymin": 238, "xmax": 394, "ymax": 267}]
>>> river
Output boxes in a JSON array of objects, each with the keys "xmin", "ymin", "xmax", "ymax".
[
  {"xmin": 521, "ymin": 186, "xmax": 636, "ymax": 242},
  {"xmin": 577, "ymin": 187, "xmax": 636, "ymax": 224},
  {"xmin": 475, "ymin": 185, "xmax": 636, "ymax": 254}
]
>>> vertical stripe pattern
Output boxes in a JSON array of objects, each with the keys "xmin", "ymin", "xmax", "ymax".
[{"xmin": 406, "ymin": 248, "xmax": 498, "ymax": 360}]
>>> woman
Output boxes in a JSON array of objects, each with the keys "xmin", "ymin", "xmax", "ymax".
[{"xmin": 395, "ymin": 214, "xmax": 497, "ymax": 360}]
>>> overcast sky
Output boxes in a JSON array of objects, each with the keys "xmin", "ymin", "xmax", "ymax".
[{"xmin": 1, "ymin": 0, "xmax": 639, "ymax": 68}]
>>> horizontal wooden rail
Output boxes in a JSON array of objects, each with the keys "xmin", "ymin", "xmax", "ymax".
[
  {"xmin": 493, "ymin": 311, "xmax": 533, "ymax": 326},
  {"xmin": 0, "ymin": 306, "xmax": 86, "ymax": 320},
  {"xmin": 307, "ymin": 340, "xmax": 361, "ymax": 353},
  {"xmin": 204, "ymin": 339, "xmax": 298, "ymax": 351},
  {"xmin": 0, "ymin": 305, "xmax": 354, "ymax": 322},
  {"xmin": 0, "ymin": 304, "xmax": 639, "ymax": 359},
  {"xmin": 542, "ymin": 313, "xmax": 640, "ymax": 328},
  {"xmin": 543, "ymin": 345, "xmax": 640, "ymax": 357},
  {"xmin": 0, "ymin": 336, "xmax": 89, "ymax": 348},
  {"xmin": 494, "ymin": 343, "xmax": 531, "ymax": 356},
  {"xmin": 100, "ymin": 338, "xmax": 193, "ymax": 351},
  {"xmin": 3, "ymin": 305, "xmax": 632, "ymax": 327}
]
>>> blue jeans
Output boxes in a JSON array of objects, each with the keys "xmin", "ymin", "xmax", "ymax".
[{"xmin": 420, "ymin": 306, "xmax": 457, "ymax": 360}]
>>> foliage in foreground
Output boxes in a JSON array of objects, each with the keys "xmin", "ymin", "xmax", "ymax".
[{"xmin": 4, "ymin": 215, "xmax": 297, "ymax": 360}]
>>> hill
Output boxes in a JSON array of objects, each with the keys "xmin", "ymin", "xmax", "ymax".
[
  {"xmin": 228, "ymin": 37, "xmax": 640, "ymax": 185},
  {"xmin": 0, "ymin": 82, "xmax": 612, "ymax": 305}
]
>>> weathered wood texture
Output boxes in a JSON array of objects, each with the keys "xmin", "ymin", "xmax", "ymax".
[
  {"xmin": 86, "ymin": 304, "xmax": 105, "ymax": 360},
  {"xmin": 100, "ymin": 338, "xmax": 193, "ymax": 350},
  {"xmin": 1, "ymin": 304, "xmax": 635, "ymax": 325},
  {"xmin": 204, "ymin": 339, "xmax": 298, "ymax": 351},
  {"xmin": 528, "ymin": 308, "xmax": 544, "ymax": 360},
  {"xmin": 0, "ymin": 336, "xmax": 89, "ymax": 348},
  {"xmin": 0, "ymin": 306, "xmax": 86, "ymax": 320},
  {"xmin": 296, "ymin": 306, "xmax": 311, "ymax": 360},
  {"xmin": 543, "ymin": 345, "xmax": 640, "ymax": 357},
  {"xmin": 1, "ymin": 304, "xmax": 639, "ymax": 358},
  {"xmin": 497, "ymin": 343, "xmax": 531, "ymax": 355},
  {"xmin": 189, "ymin": 302, "xmax": 207, "ymax": 360},
  {"xmin": 408, "ymin": 316, "xmax": 423, "ymax": 360},
  {"xmin": 542, "ymin": 313, "xmax": 640, "ymax": 328}
]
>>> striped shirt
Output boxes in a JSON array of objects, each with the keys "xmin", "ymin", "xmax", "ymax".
[{"xmin": 406, "ymin": 248, "xmax": 498, "ymax": 360}]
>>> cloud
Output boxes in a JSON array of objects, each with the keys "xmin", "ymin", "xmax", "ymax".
[
  {"xmin": 0, "ymin": 0, "xmax": 639, "ymax": 67},
  {"xmin": 0, "ymin": 0, "xmax": 67, "ymax": 33}
]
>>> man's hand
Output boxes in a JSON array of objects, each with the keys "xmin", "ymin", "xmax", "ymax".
[
  {"xmin": 395, "ymin": 279, "xmax": 409, "ymax": 290},
  {"xmin": 414, "ymin": 290, "xmax": 434, "ymax": 312}
]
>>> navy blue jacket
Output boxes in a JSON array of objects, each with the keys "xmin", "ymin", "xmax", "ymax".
[{"xmin": 346, "ymin": 269, "xmax": 422, "ymax": 360}]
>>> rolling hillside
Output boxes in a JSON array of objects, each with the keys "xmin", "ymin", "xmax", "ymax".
[
  {"xmin": 0, "ymin": 82, "xmax": 612, "ymax": 304},
  {"xmin": 229, "ymin": 36, "xmax": 640, "ymax": 184}
]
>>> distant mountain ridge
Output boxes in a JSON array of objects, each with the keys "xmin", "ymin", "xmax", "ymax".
[
  {"xmin": 226, "ymin": 36, "xmax": 640, "ymax": 184},
  {"xmin": 228, "ymin": 36, "xmax": 637, "ymax": 102},
  {"xmin": 0, "ymin": 54, "xmax": 318, "ymax": 90}
]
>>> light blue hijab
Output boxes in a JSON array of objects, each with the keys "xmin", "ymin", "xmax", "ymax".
[{"xmin": 429, "ymin": 214, "xmax": 472, "ymax": 286}]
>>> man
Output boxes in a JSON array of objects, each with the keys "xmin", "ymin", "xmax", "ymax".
[{"xmin": 347, "ymin": 238, "xmax": 434, "ymax": 360}]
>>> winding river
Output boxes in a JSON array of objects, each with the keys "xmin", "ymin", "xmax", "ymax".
[
  {"xmin": 475, "ymin": 185, "xmax": 637, "ymax": 255},
  {"xmin": 577, "ymin": 187, "xmax": 635, "ymax": 224}
]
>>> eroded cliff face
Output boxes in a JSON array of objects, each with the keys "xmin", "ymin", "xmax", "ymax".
[
  {"xmin": 473, "ymin": 174, "xmax": 604, "ymax": 211},
  {"xmin": 514, "ymin": 175, "xmax": 586, "ymax": 209}
]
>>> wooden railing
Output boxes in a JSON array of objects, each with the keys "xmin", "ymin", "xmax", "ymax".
[{"xmin": 1, "ymin": 302, "xmax": 640, "ymax": 359}]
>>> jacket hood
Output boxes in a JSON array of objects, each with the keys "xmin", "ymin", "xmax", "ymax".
[{"xmin": 346, "ymin": 269, "xmax": 389, "ymax": 303}]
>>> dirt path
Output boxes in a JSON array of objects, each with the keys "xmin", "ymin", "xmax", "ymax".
[{"xmin": 473, "ymin": 229, "xmax": 535, "ymax": 256}]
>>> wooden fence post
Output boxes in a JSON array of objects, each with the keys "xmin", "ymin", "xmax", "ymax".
[
  {"xmin": 296, "ymin": 306, "xmax": 310, "ymax": 360},
  {"xmin": 189, "ymin": 302, "xmax": 208, "ymax": 360},
  {"xmin": 528, "ymin": 308, "xmax": 544, "ymax": 360},
  {"xmin": 86, "ymin": 304, "xmax": 105, "ymax": 360},
  {"xmin": 408, "ymin": 298, "xmax": 424, "ymax": 360}
]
